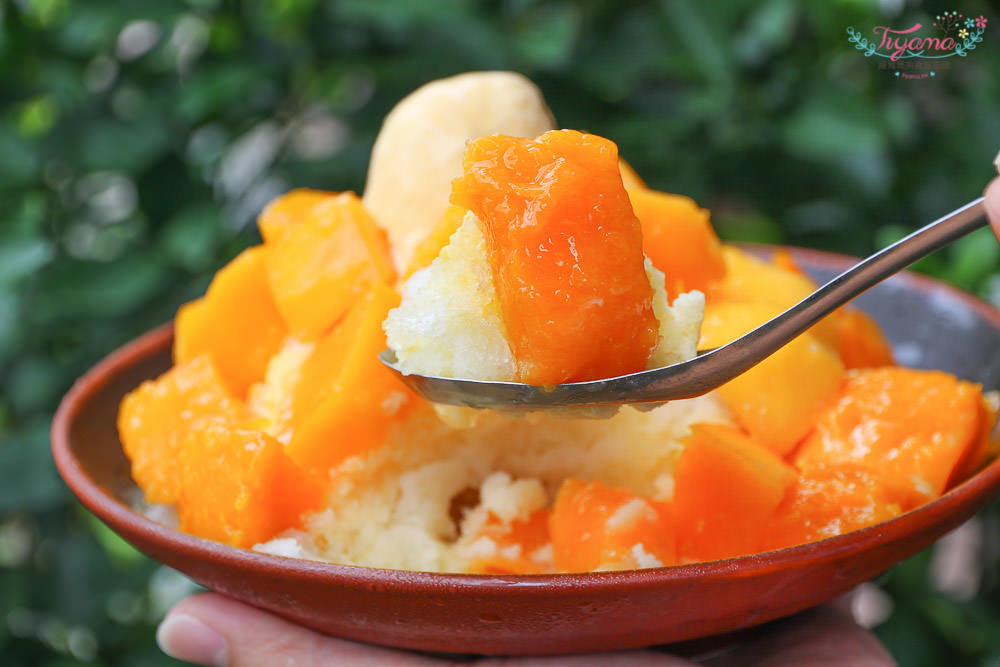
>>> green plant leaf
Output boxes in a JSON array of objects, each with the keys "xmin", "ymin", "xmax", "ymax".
[
  {"xmin": 511, "ymin": 4, "xmax": 581, "ymax": 70},
  {"xmin": 0, "ymin": 238, "xmax": 55, "ymax": 285},
  {"xmin": 0, "ymin": 128, "xmax": 41, "ymax": 186},
  {"xmin": 76, "ymin": 120, "xmax": 169, "ymax": 172},
  {"xmin": 83, "ymin": 511, "xmax": 145, "ymax": 568},
  {"xmin": 35, "ymin": 251, "xmax": 170, "ymax": 322},
  {"xmin": 0, "ymin": 419, "xmax": 66, "ymax": 513},
  {"xmin": 159, "ymin": 204, "xmax": 223, "ymax": 272}
]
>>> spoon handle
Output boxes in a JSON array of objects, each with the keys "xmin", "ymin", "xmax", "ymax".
[
  {"xmin": 383, "ymin": 197, "xmax": 989, "ymax": 408},
  {"xmin": 688, "ymin": 197, "xmax": 988, "ymax": 392}
]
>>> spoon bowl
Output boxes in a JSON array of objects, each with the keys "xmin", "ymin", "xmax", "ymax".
[
  {"xmin": 52, "ymin": 247, "xmax": 1000, "ymax": 656},
  {"xmin": 383, "ymin": 198, "xmax": 986, "ymax": 409}
]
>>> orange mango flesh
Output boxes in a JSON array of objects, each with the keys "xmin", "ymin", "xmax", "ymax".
[
  {"xmin": 837, "ymin": 308, "xmax": 896, "ymax": 370},
  {"xmin": 709, "ymin": 246, "xmax": 839, "ymax": 349},
  {"xmin": 549, "ymin": 478, "xmax": 676, "ymax": 572},
  {"xmin": 769, "ymin": 247, "xmax": 805, "ymax": 275},
  {"xmin": 763, "ymin": 464, "xmax": 912, "ymax": 551},
  {"xmin": 617, "ymin": 157, "xmax": 646, "ymax": 190},
  {"xmin": 405, "ymin": 204, "xmax": 467, "ymax": 278},
  {"xmin": 949, "ymin": 393, "xmax": 1000, "ymax": 487},
  {"xmin": 118, "ymin": 355, "xmax": 243, "ymax": 505},
  {"xmin": 627, "ymin": 188, "xmax": 726, "ymax": 300},
  {"xmin": 177, "ymin": 421, "xmax": 326, "ymax": 548},
  {"xmin": 468, "ymin": 510, "xmax": 554, "ymax": 575},
  {"xmin": 119, "ymin": 130, "xmax": 993, "ymax": 570},
  {"xmin": 674, "ymin": 424, "xmax": 796, "ymax": 562},
  {"xmin": 265, "ymin": 192, "xmax": 396, "ymax": 340},
  {"xmin": 257, "ymin": 188, "xmax": 337, "ymax": 245},
  {"xmin": 450, "ymin": 129, "xmax": 658, "ymax": 385},
  {"xmin": 174, "ymin": 246, "xmax": 287, "ymax": 398},
  {"xmin": 286, "ymin": 281, "xmax": 415, "ymax": 471},
  {"xmin": 699, "ymin": 301, "xmax": 845, "ymax": 456},
  {"xmin": 794, "ymin": 367, "xmax": 984, "ymax": 500},
  {"xmin": 406, "ymin": 160, "xmax": 647, "ymax": 279}
]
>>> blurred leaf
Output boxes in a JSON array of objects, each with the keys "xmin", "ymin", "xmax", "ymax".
[
  {"xmin": 175, "ymin": 64, "xmax": 261, "ymax": 123},
  {"xmin": 511, "ymin": 4, "xmax": 581, "ymax": 70},
  {"xmin": 23, "ymin": 0, "xmax": 70, "ymax": 28},
  {"xmin": 0, "ymin": 419, "xmax": 65, "ymax": 513},
  {"xmin": 40, "ymin": 60, "xmax": 87, "ymax": 108},
  {"xmin": 0, "ymin": 402, "xmax": 10, "ymax": 437},
  {"xmin": 83, "ymin": 512, "xmax": 145, "ymax": 568},
  {"xmin": 4, "ymin": 355, "xmax": 67, "ymax": 415},
  {"xmin": 207, "ymin": 14, "xmax": 243, "ymax": 53},
  {"xmin": 4, "ymin": 192, "xmax": 49, "ymax": 239},
  {"xmin": 734, "ymin": 0, "xmax": 798, "ymax": 66},
  {"xmin": 782, "ymin": 96, "xmax": 887, "ymax": 162},
  {"xmin": 35, "ymin": 251, "xmax": 170, "ymax": 321},
  {"xmin": 572, "ymin": 7, "xmax": 671, "ymax": 99},
  {"xmin": 784, "ymin": 199, "xmax": 852, "ymax": 236},
  {"xmin": 883, "ymin": 95, "xmax": 919, "ymax": 145},
  {"xmin": 877, "ymin": 602, "xmax": 953, "ymax": 667},
  {"xmin": 0, "ymin": 127, "xmax": 41, "ymax": 185},
  {"xmin": 940, "ymin": 227, "xmax": 1000, "ymax": 292},
  {"xmin": 248, "ymin": 0, "xmax": 321, "ymax": 41},
  {"xmin": 13, "ymin": 95, "xmax": 59, "ymax": 138},
  {"xmin": 0, "ymin": 238, "xmax": 55, "ymax": 284},
  {"xmin": 159, "ymin": 204, "xmax": 222, "ymax": 272},
  {"xmin": 76, "ymin": 120, "xmax": 169, "ymax": 172},
  {"xmin": 40, "ymin": 658, "xmax": 102, "ymax": 667},
  {"xmin": 53, "ymin": 3, "xmax": 122, "ymax": 54},
  {"xmin": 333, "ymin": 0, "xmax": 474, "ymax": 31},
  {"xmin": 46, "ymin": 521, "xmax": 137, "ymax": 625},
  {"xmin": 836, "ymin": 148, "xmax": 893, "ymax": 195},
  {"xmin": 0, "ymin": 569, "xmax": 30, "ymax": 643},
  {"xmin": 713, "ymin": 213, "xmax": 784, "ymax": 244},
  {"xmin": 660, "ymin": 0, "xmax": 733, "ymax": 87},
  {"xmin": 0, "ymin": 288, "xmax": 19, "ymax": 367},
  {"xmin": 920, "ymin": 595, "xmax": 992, "ymax": 656}
]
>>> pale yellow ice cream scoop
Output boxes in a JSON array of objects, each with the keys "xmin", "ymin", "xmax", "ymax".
[{"xmin": 363, "ymin": 71, "xmax": 556, "ymax": 272}]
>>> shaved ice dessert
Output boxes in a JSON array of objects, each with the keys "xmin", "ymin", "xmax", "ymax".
[{"xmin": 117, "ymin": 72, "xmax": 998, "ymax": 574}]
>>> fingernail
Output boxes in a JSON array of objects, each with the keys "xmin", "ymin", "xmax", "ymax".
[
  {"xmin": 157, "ymin": 613, "xmax": 228, "ymax": 666},
  {"xmin": 994, "ymin": 149, "xmax": 1000, "ymax": 173}
]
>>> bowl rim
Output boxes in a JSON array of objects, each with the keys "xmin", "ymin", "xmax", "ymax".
[{"xmin": 50, "ymin": 244, "xmax": 1000, "ymax": 597}]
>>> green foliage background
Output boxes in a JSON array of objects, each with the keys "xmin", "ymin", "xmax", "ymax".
[{"xmin": 2, "ymin": 0, "xmax": 1000, "ymax": 664}]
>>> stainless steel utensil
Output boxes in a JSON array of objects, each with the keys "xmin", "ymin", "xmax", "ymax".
[{"xmin": 381, "ymin": 197, "xmax": 986, "ymax": 410}]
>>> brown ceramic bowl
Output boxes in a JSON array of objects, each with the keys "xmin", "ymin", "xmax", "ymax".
[{"xmin": 52, "ymin": 246, "xmax": 1000, "ymax": 656}]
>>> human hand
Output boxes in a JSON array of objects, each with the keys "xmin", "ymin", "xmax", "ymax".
[
  {"xmin": 155, "ymin": 593, "xmax": 893, "ymax": 666},
  {"xmin": 153, "ymin": 170, "xmax": 1000, "ymax": 667}
]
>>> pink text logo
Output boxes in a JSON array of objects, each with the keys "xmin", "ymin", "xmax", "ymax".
[{"xmin": 848, "ymin": 12, "xmax": 987, "ymax": 78}]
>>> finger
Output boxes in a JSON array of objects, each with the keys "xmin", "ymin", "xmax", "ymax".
[
  {"xmin": 158, "ymin": 593, "xmax": 704, "ymax": 667},
  {"xmin": 156, "ymin": 593, "xmax": 889, "ymax": 667},
  {"xmin": 699, "ymin": 604, "xmax": 895, "ymax": 667},
  {"xmin": 984, "ymin": 176, "xmax": 1000, "ymax": 242},
  {"xmin": 476, "ymin": 649, "xmax": 698, "ymax": 667},
  {"xmin": 156, "ymin": 592, "xmax": 443, "ymax": 667}
]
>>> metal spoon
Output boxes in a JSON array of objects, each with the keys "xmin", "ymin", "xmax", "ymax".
[{"xmin": 380, "ymin": 196, "xmax": 986, "ymax": 410}]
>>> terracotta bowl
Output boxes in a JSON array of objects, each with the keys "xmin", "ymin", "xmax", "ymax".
[{"xmin": 51, "ymin": 246, "xmax": 1000, "ymax": 656}]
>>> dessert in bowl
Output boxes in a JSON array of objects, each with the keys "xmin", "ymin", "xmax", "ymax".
[
  {"xmin": 51, "ymin": 72, "xmax": 1000, "ymax": 655},
  {"xmin": 51, "ymin": 250, "xmax": 1000, "ymax": 655}
]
